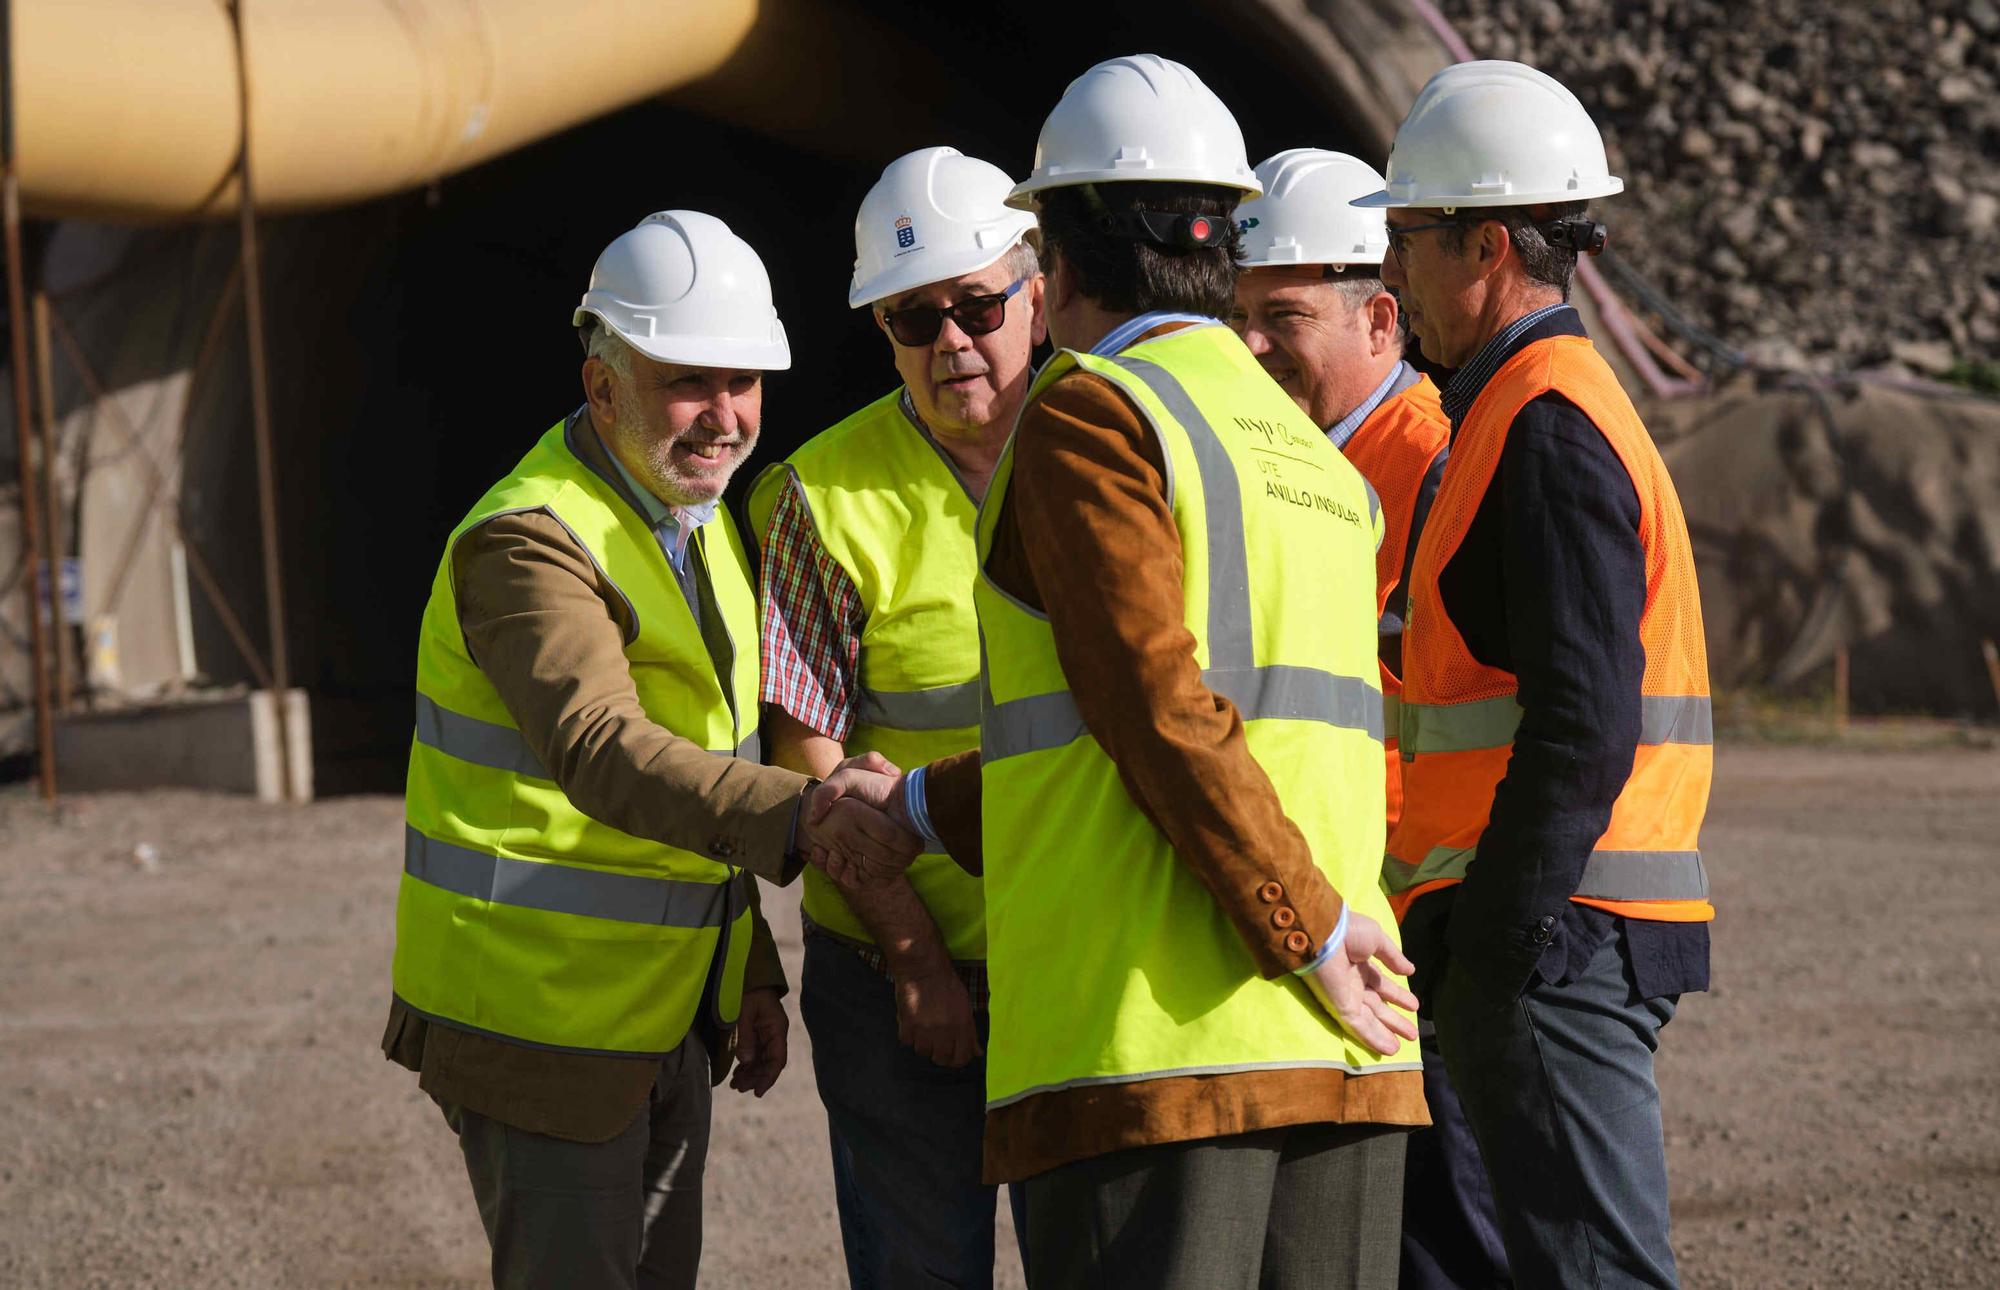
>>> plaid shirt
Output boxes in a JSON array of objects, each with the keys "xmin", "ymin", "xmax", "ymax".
[
  {"xmin": 757, "ymin": 474, "xmax": 867, "ymax": 741},
  {"xmin": 758, "ymin": 398, "xmax": 990, "ymax": 1003}
]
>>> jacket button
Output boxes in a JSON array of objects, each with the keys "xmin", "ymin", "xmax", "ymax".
[
  {"xmin": 1284, "ymin": 930, "xmax": 1311, "ymax": 955},
  {"xmin": 1257, "ymin": 881, "xmax": 1284, "ymax": 904},
  {"xmin": 1272, "ymin": 907, "xmax": 1296, "ymax": 929},
  {"xmin": 1531, "ymin": 913, "xmax": 1556, "ymax": 945},
  {"xmin": 709, "ymin": 840, "xmax": 735, "ymax": 859}
]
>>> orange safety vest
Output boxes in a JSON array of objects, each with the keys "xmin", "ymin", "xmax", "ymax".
[
  {"xmin": 1384, "ymin": 335, "xmax": 1714, "ymax": 924},
  {"xmin": 1339, "ymin": 372, "xmax": 1449, "ymax": 832}
]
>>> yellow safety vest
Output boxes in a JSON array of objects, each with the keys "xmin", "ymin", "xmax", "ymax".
[
  {"xmin": 747, "ymin": 389, "xmax": 987, "ymax": 959},
  {"xmin": 975, "ymin": 322, "xmax": 1420, "ymax": 1112},
  {"xmin": 397, "ymin": 413, "xmax": 763, "ymax": 1056}
]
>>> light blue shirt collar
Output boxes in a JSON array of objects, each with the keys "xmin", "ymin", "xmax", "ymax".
[
  {"xmin": 1088, "ymin": 310, "xmax": 1220, "ymax": 357},
  {"xmin": 1325, "ymin": 359, "xmax": 1420, "ymax": 451},
  {"xmin": 604, "ymin": 438, "xmax": 715, "ymax": 572}
]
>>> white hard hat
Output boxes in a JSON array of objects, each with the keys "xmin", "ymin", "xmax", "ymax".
[
  {"xmin": 849, "ymin": 147, "xmax": 1038, "ymax": 309},
  {"xmin": 1006, "ymin": 54, "xmax": 1261, "ymax": 209},
  {"xmin": 573, "ymin": 211, "xmax": 791, "ymax": 370},
  {"xmin": 1352, "ymin": 61, "xmax": 1624, "ymax": 210},
  {"xmin": 1236, "ymin": 149, "xmax": 1390, "ymax": 268}
]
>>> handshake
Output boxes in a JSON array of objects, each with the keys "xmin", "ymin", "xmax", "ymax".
[{"xmin": 796, "ymin": 752, "xmax": 928, "ymax": 889}]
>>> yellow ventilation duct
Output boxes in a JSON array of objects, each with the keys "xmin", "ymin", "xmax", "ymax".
[{"xmin": 13, "ymin": 0, "xmax": 759, "ymax": 220}]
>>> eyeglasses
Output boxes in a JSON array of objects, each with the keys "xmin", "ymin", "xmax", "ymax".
[
  {"xmin": 879, "ymin": 276, "xmax": 1029, "ymax": 347},
  {"xmin": 1384, "ymin": 219, "xmax": 1464, "ymax": 260}
]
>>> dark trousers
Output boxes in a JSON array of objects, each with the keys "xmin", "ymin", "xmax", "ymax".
[
  {"xmin": 1436, "ymin": 923, "xmax": 1681, "ymax": 1289},
  {"xmin": 1020, "ymin": 1122, "xmax": 1407, "ymax": 1290},
  {"xmin": 1401, "ymin": 1021, "xmax": 1513, "ymax": 1289},
  {"xmin": 799, "ymin": 934, "xmax": 1024, "ymax": 1288},
  {"xmin": 436, "ymin": 1029, "xmax": 711, "ymax": 1290}
]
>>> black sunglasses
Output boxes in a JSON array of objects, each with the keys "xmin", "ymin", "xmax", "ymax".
[{"xmin": 879, "ymin": 276, "xmax": 1029, "ymax": 347}]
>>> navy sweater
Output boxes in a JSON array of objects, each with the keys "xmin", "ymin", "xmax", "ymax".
[{"xmin": 1402, "ymin": 305, "xmax": 1709, "ymax": 1006}]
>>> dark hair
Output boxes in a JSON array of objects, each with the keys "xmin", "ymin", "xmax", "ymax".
[
  {"xmin": 1036, "ymin": 181, "xmax": 1242, "ymax": 317},
  {"xmin": 1439, "ymin": 200, "xmax": 1587, "ymax": 299}
]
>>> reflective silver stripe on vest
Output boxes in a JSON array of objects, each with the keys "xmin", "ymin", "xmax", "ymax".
[
  {"xmin": 855, "ymin": 679, "xmax": 983, "ymax": 732},
  {"xmin": 405, "ymin": 827, "xmax": 745, "ymax": 927},
  {"xmin": 982, "ymin": 690, "xmax": 1086, "ymax": 763},
  {"xmin": 985, "ymin": 355, "xmax": 1381, "ymax": 764},
  {"xmin": 1204, "ymin": 665, "xmax": 1384, "ymax": 743},
  {"xmin": 1403, "ymin": 695, "xmax": 1522, "ymax": 755},
  {"xmin": 1575, "ymin": 849, "xmax": 1710, "ymax": 901},
  {"xmin": 1384, "ymin": 841, "xmax": 1708, "ymax": 902},
  {"xmin": 1108, "ymin": 355, "xmax": 1255, "ymax": 669},
  {"xmin": 418, "ymin": 694, "xmax": 755, "ymax": 774},
  {"xmin": 1404, "ymin": 694, "xmax": 1714, "ymax": 755},
  {"xmin": 1640, "ymin": 694, "xmax": 1713, "ymax": 746},
  {"xmin": 988, "ymin": 1055, "xmax": 1424, "ymax": 1111},
  {"xmin": 985, "ymin": 664, "xmax": 1382, "ymax": 762},
  {"xmin": 1381, "ymin": 691, "xmax": 1401, "ymax": 745},
  {"xmin": 415, "ymin": 694, "xmax": 550, "ymax": 779}
]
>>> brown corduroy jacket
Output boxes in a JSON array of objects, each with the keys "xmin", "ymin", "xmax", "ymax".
[
  {"xmin": 383, "ymin": 411, "xmax": 807, "ymax": 1143},
  {"xmin": 925, "ymin": 323, "xmax": 1430, "ymax": 1183}
]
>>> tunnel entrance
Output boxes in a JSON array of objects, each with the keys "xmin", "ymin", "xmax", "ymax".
[{"xmin": 5, "ymin": 2, "xmax": 1418, "ymax": 792}]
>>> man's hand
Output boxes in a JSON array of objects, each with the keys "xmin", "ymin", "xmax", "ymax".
[
  {"xmin": 1302, "ymin": 910, "xmax": 1421, "ymax": 1057},
  {"xmin": 800, "ymin": 752, "xmax": 924, "ymax": 890},
  {"xmin": 729, "ymin": 987, "xmax": 789, "ymax": 1097},
  {"xmin": 817, "ymin": 751, "xmax": 908, "ymax": 813},
  {"xmin": 893, "ymin": 967, "xmax": 982, "ymax": 1069}
]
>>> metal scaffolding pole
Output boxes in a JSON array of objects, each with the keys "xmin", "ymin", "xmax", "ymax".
[
  {"xmin": 230, "ymin": 0, "xmax": 296, "ymax": 802},
  {"xmin": 2, "ymin": 0, "xmax": 54, "ymax": 801},
  {"xmin": 31, "ymin": 291, "xmax": 69, "ymax": 712}
]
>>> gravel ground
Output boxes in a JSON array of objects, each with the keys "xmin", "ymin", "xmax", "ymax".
[{"xmin": 1, "ymin": 743, "xmax": 1994, "ymax": 1287}]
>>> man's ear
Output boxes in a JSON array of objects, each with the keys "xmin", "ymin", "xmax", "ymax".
[
  {"xmin": 1367, "ymin": 289, "xmax": 1402, "ymax": 358},
  {"xmin": 1028, "ymin": 273, "xmax": 1049, "ymax": 347},
  {"xmin": 1043, "ymin": 247, "xmax": 1075, "ymax": 314},
  {"xmin": 1474, "ymin": 218, "xmax": 1513, "ymax": 279},
  {"xmin": 582, "ymin": 355, "xmax": 616, "ymax": 425}
]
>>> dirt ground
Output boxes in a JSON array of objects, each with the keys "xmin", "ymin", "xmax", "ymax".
[{"xmin": 0, "ymin": 743, "xmax": 1994, "ymax": 1288}]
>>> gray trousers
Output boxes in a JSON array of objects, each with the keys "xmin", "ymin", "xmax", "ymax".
[
  {"xmin": 1436, "ymin": 923, "xmax": 1680, "ymax": 1288},
  {"xmin": 436, "ymin": 1030, "xmax": 712, "ymax": 1290},
  {"xmin": 1020, "ymin": 1122, "xmax": 1407, "ymax": 1290}
]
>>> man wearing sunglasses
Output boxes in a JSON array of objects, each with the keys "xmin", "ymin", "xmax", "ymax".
[
  {"xmin": 746, "ymin": 146, "xmax": 1042, "ymax": 1288},
  {"xmin": 807, "ymin": 56, "xmax": 1428, "ymax": 1289},
  {"xmin": 1361, "ymin": 61, "xmax": 1714, "ymax": 1289}
]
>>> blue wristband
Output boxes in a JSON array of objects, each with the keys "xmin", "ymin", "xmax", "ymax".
[
  {"xmin": 901, "ymin": 764, "xmax": 943, "ymax": 852},
  {"xmin": 1292, "ymin": 904, "xmax": 1351, "ymax": 977}
]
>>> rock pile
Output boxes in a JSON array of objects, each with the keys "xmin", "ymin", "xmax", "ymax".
[
  {"xmin": 1653, "ymin": 378, "xmax": 2000, "ymax": 717},
  {"xmin": 1445, "ymin": 0, "xmax": 2000, "ymax": 378}
]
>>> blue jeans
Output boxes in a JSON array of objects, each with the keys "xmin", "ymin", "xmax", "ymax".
[
  {"xmin": 799, "ymin": 934, "xmax": 1026, "ymax": 1289},
  {"xmin": 1436, "ymin": 920, "xmax": 1681, "ymax": 1289}
]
